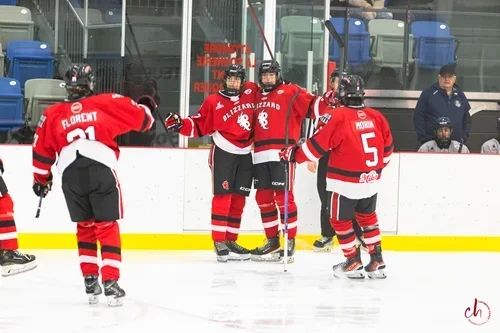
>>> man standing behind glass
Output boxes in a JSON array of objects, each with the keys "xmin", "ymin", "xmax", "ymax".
[{"xmin": 413, "ymin": 64, "xmax": 471, "ymax": 146}]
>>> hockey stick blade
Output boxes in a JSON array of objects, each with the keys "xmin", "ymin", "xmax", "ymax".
[
  {"xmin": 324, "ymin": 20, "xmax": 344, "ymax": 48},
  {"xmin": 35, "ymin": 195, "xmax": 43, "ymax": 218}
]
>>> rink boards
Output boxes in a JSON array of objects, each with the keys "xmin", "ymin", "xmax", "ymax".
[{"xmin": 2, "ymin": 145, "xmax": 499, "ymax": 251}]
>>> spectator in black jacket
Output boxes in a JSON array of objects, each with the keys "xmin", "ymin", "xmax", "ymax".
[{"xmin": 413, "ymin": 64, "xmax": 471, "ymax": 145}]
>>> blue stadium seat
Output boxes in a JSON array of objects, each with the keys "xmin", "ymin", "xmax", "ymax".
[
  {"xmin": 328, "ymin": 18, "xmax": 371, "ymax": 67},
  {"xmin": 0, "ymin": 78, "xmax": 24, "ymax": 131},
  {"xmin": 0, "ymin": 0, "xmax": 17, "ymax": 5},
  {"xmin": 5, "ymin": 40, "xmax": 54, "ymax": 92},
  {"xmin": 411, "ymin": 21, "xmax": 458, "ymax": 70}
]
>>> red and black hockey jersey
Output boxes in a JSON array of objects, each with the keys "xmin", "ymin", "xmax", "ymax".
[
  {"xmin": 253, "ymin": 82, "xmax": 321, "ymax": 164},
  {"xmin": 179, "ymin": 81, "xmax": 258, "ymax": 154},
  {"xmin": 32, "ymin": 93, "xmax": 154, "ymax": 183},
  {"xmin": 294, "ymin": 106, "xmax": 393, "ymax": 199}
]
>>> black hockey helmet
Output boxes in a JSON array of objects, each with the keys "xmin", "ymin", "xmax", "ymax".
[
  {"xmin": 223, "ymin": 64, "xmax": 246, "ymax": 96},
  {"xmin": 337, "ymin": 74, "xmax": 365, "ymax": 108},
  {"xmin": 330, "ymin": 69, "xmax": 343, "ymax": 90},
  {"xmin": 64, "ymin": 63, "xmax": 95, "ymax": 100},
  {"xmin": 258, "ymin": 59, "xmax": 282, "ymax": 92},
  {"xmin": 435, "ymin": 116, "xmax": 453, "ymax": 149}
]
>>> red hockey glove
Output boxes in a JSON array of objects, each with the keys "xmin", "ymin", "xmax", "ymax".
[
  {"xmin": 33, "ymin": 173, "xmax": 53, "ymax": 197},
  {"xmin": 279, "ymin": 145, "xmax": 299, "ymax": 164},
  {"xmin": 165, "ymin": 112, "xmax": 184, "ymax": 131}
]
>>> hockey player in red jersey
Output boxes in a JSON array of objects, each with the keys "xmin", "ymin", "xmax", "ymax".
[
  {"xmin": 165, "ymin": 64, "xmax": 258, "ymax": 262},
  {"xmin": 279, "ymin": 75, "xmax": 393, "ymax": 279},
  {"xmin": 32, "ymin": 64, "xmax": 156, "ymax": 305},
  {"xmin": 0, "ymin": 158, "xmax": 37, "ymax": 276},
  {"xmin": 309, "ymin": 70, "xmax": 367, "ymax": 253},
  {"xmin": 250, "ymin": 60, "xmax": 321, "ymax": 263}
]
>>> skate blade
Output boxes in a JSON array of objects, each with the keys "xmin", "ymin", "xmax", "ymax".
[
  {"xmin": 227, "ymin": 253, "xmax": 250, "ymax": 261},
  {"xmin": 367, "ymin": 269, "xmax": 387, "ymax": 279},
  {"xmin": 314, "ymin": 246, "xmax": 332, "ymax": 253},
  {"xmin": 333, "ymin": 267, "xmax": 365, "ymax": 279},
  {"xmin": 216, "ymin": 255, "xmax": 228, "ymax": 262},
  {"xmin": 1, "ymin": 261, "xmax": 37, "ymax": 277},
  {"xmin": 88, "ymin": 294, "xmax": 100, "ymax": 305},
  {"xmin": 106, "ymin": 295, "xmax": 124, "ymax": 307},
  {"xmin": 279, "ymin": 256, "xmax": 294, "ymax": 264},
  {"xmin": 250, "ymin": 252, "xmax": 280, "ymax": 262}
]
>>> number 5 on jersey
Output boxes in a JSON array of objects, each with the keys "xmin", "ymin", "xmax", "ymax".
[
  {"xmin": 361, "ymin": 132, "xmax": 378, "ymax": 167},
  {"xmin": 67, "ymin": 126, "xmax": 96, "ymax": 143}
]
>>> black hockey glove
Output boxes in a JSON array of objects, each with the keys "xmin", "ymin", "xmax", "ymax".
[
  {"xmin": 165, "ymin": 112, "xmax": 184, "ymax": 132},
  {"xmin": 136, "ymin": 95, "xmax": 158, "ymax": 113},
  {"xmin": 279, "ymin": 145, "xmax": 299, "ymax": 164},
  {"xmin": 33, "ymin": 173, "xmax": 53, "ymax": 197}
]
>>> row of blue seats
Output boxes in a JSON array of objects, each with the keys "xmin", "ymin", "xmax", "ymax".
[
  {"xmin": 328, "ymin": 17, "xmax": 458, "ymax": 70},
  {"xmin": 0, "ymin": 78, "xmax": 25, "ymax": 130}
]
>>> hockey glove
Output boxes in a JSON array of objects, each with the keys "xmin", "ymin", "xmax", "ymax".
[
  {"xmin": 165, "ymin": 112, "xmax": 184, "ymax": 131},
  {"xmin": 33, "ymin": 173, "xmax": 53, "ymax": 197},
  {"xmin": 279, "ymin": 145, "xmax": 299, "ymax": 164},
  {"xmin": 136, "ymin": 95, "xmax": 158, "ymax": 113}
]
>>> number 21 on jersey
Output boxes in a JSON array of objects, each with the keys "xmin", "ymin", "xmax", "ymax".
[
  {"xmin": 361, "ymin": 132, "xmax": 378, "ymax": 167},
  {"xmin": 67, "ymin": 126, "xmax": 96, "ymax": 143}
]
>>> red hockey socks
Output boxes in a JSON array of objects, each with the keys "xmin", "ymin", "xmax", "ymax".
[
  {"xmin": 0, "ymin": 194, "xmax": 17, "ymax": 250},
  {"xmin": 94, "ymin": 222, "xmax": 122, "ymax": 282},
  {"xmin": 275, "ymin": 190, "xmax": 298, "ymax": 239},
  {"xmin": 256, "ymin": 189, "xmax": 279, "ymax": 238},
  {"xmin": 226, "ymin": 194, "xmax": 245, "ymax": 241},
  {"xmin": 355, "ymin": 212, "xmax": 381, "ymax": 254},
  {"xmin": 211, "ymin": 194, "xmax": 232, "ymax": 242},
  {"xmin": 330, "ymin": 218, "xmax": 357, "ymax": 258},
  {"xmin": 77, "ymin": 221, "xmax": 99, "ymax": 276}
]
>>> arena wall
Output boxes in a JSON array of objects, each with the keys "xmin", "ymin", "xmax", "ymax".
[{"xmin": 3, "ymin": 146, "xmax": 499, "ymax": 251}]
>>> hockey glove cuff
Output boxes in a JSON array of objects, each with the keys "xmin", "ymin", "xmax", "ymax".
[
  {"xmin": 165, "ymin": 113, "xmax": 184, "ymax": 132},
  {"xmin": 279, "ymin": 145, "xmax": 299, "ymax": 164},
  {"xmin": 137, "ymin": 95, "xmax": 158, "ymax": 113}
]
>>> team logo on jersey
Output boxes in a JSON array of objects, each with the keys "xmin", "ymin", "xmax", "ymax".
[
  {"xmin": 455, "ymin": 100, "xmax": 461, "ymax": 107},
  {"xmin": 357, "ymin": 110, "xmax": 366, "ymax": 119},
  {"xmin": 237, "ymin": 113, "xmax": 251, "ymax": 131},
  {"xmin": 216, "ymin": 101, "xmax": 224, "ymax": 110},
  {"xmin": 222, "ymin": 180, "xmax": 229, "ymax": 190},
  {"xmin": 359, "ymin": 170, "xmax": 379, "ymax": 184},
  {"xmin": 71, "ymin": 102, "xmax": 83, "ymax": 114},
  {"xmin": 277, "ymin": 90, "xmax": 284, "ymax": 95},
  {"xmin": 244, "ymin": 89, "xmax": 252, "ymax": 95},
  {"xmin": 318, "ymin": 113, "xmax": 331, "ymax": 125},
  {"xmin": 258, "ymin": 110, "xmax": 269, "ymax": 129}
]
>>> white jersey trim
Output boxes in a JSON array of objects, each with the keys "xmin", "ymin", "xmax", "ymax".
[
  {"xmin": 253, "ymin": 149, "xmax": 280, "ymax": 164},
  {"xmin": 326, "ymin": 178, "xmax": 381, "ymax": 200},
  {"xmin": 57, "ymin": 139, "xmax": 118, "ymax": 174},
  {"xmin": 211, "ymin": 131, "xmax": 252, "ymax": 155}
]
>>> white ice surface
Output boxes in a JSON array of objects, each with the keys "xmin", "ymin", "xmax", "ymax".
[{"xmin": 1, "ymin": 250, "xmax": 499, "ymax": 333}]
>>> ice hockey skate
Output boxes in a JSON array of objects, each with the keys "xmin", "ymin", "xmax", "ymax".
[
  {"xmin": 103, "ymin": 280, "xmax": 126, "ymax": 307},
  {"xmin": 313, "ymin": 236, "xmax": 333, "ymax": 252},
  {"xmin": 214, "ymin": 241, "xmax": 229, "ymax": 262},
  {"xmin": 0, "ymin": 250, "xmax": 37, "ymax": 277},
  {"xmin": 332, "ymin": 247, "xmax": 365, "ymax": 279},
  {"xmin": 225, "ymin": 241, "xmax": 250, "ymax": 261},
  {"xmin": 364, "ymin": 244, "xmax": 387, "ymax": 279},
  {"xmin": 250, "ymin": 236, "xmax": 281, "ymax": 262},
  {"xmin": 84, "ymin": 275, "xmax": 102, "ymax": 305},
  {"xmin": 279, "ymin": 238, "xmax": 295, "ymax": 263}
]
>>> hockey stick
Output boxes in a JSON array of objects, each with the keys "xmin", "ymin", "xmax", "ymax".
[
  {"xmin": 246, "ymin": 0, "xmax": 274, "ymax": 61},
  {"xmin": 469, "ymin": 102, "xmax": 486, "ymax": 116},
  {"xmin": 324, "ymin": 19, "xmax": 346, "ymax": 75},
  {"xmin": 283, "ymin": 90, "xmax": 301, "ymax": 272},
  {"xmin": 35, "ymin": 194, "xmax": 43, "ymax": 218},
  {"xmin": 125, "ymin": 13, "xmax": 175, "ymax": 147}
]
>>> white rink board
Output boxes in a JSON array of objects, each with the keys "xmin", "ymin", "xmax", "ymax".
[{"xmin": 2, "ymin": 145, "xmax": 499, "ymax": 236}]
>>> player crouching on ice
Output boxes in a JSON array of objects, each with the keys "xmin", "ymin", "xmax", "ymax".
[
  {"xmin": 279, "ymin": 75, "xmax": 393, "ymax": 279},
  {"xmin": 32, "ymin": 64, "xmax": 157, "ymax": 305},
  {"xmin": 0, "ymin": 158, "xmax": 37, "ymax": 276},
  {"xmin": 165, "ymin": 64, "xmax": 259, "ymax": 262}
]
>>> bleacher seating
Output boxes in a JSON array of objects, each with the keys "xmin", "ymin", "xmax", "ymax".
[
  {"xmin": 0, "ymin": 0, "xmax": 17, "ymax": 5},
  {"xmin": 0, "ymin": 42, "xmax": 3, "ymax": 77},
  {"xmin": 280, "ymin": 16, "xmax": 324, "ymax": 67},
  {"xmin": 0, "ymin": 78, "xmax": 24, "ymax": 131},
  {"xmin": 328, "ymin": 17, "xmax": 371, "ymax": 68},
  {"xmin": 24, "ymin": 79, "xmax": 66, "ymax": 129},
  {"xmin": 411, "ymin": 21, "xmax": 458, "ymax": 70},
  {"xmin": 6, "ymin": 40, "xmax": 55, "ymax": 92},
  {"xmin": 0, "ymin": 6, "xmax": 34, "ymax": 52},
  {"xmin": 103, "ymin": 8, "xmax": 122, "ymax": 24}
]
